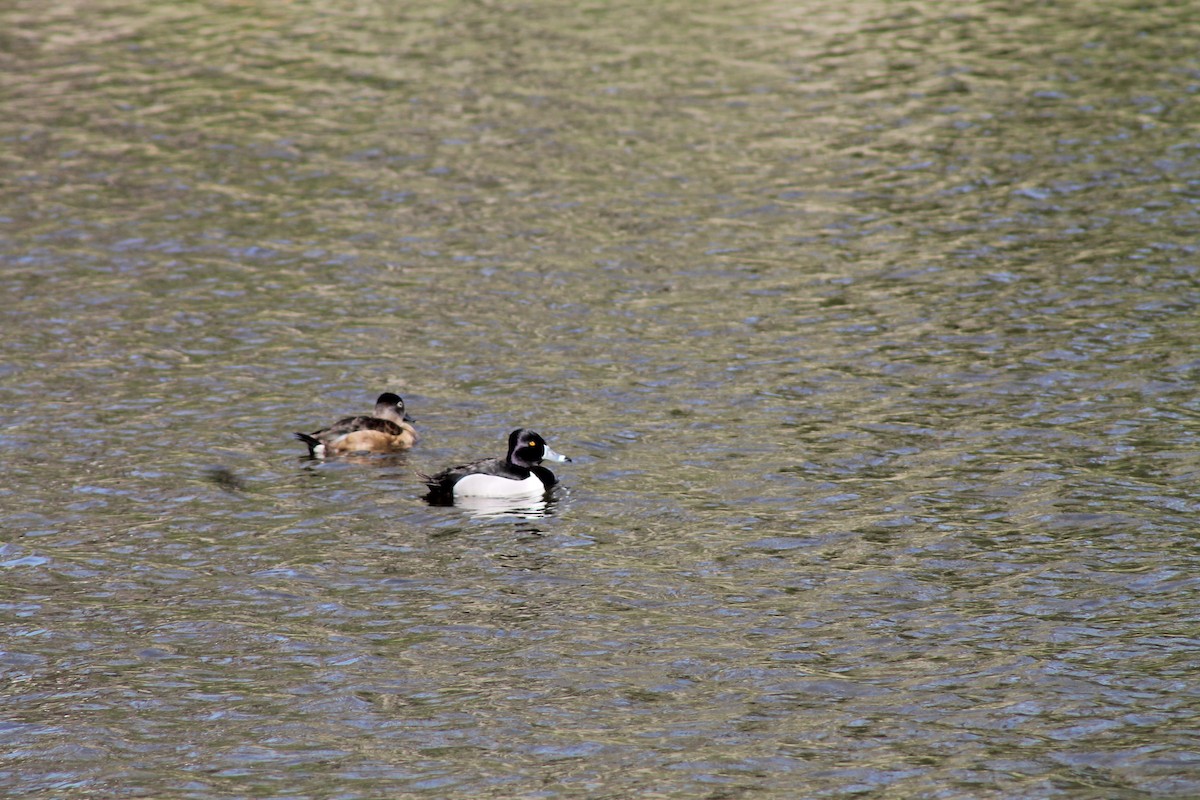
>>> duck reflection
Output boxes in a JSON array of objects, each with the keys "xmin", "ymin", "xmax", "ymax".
[
  {"xmin": 299, "ymin": 452, "xmax": 411, "ymax": 468},
  {"xmin": 436, "ymin": 491, "xmax": 557, "ymax": 521}
]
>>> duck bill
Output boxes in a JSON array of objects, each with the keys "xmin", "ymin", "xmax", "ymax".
[{"xmin": 542, "ymin": 445, "xmax": 571, "ymax": 463}]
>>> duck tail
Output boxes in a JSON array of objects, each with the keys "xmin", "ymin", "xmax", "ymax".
[
  {"xmin": 417, "ymin": 471, "xmax": 454, "ymax": 505},
  {"xmin": 294, "ymin": 432, "xmax": 324, "ymax": 457}
]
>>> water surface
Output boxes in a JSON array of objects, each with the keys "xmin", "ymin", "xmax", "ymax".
[{"xmin": 2, "ymin": 0, "xmax": 1198, "ymax": 797}]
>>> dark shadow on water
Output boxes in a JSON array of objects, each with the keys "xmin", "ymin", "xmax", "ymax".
[{"xmin": 203, "ymin": 466, "xmax": 248, "ymax": 493}]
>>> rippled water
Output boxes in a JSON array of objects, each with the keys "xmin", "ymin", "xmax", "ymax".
[{"xmin": 2, "ymin": 0, "xmax": 1199, "ymax": 797}]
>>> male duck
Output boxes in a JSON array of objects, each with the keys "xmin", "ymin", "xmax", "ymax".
[
  {"xmin": 422, "ymin": 428, "xmax": 570, "ymax": 502},
  {"xmin": 295, "ymin": 392, "xmax": 418, "ymax": 457}
]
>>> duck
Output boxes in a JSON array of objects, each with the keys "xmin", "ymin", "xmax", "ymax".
[
  {"xmin": 295, "ymin": 392, "xmax": 418, "ymax": 457},
  {"xmin": 421, "ymin": 428, "xmax": 570, "ymax": 503}
]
